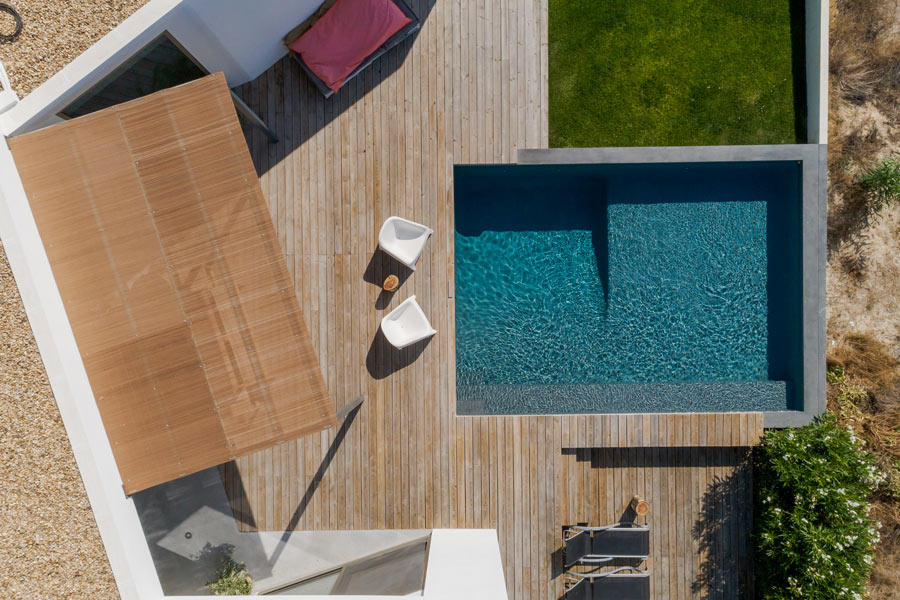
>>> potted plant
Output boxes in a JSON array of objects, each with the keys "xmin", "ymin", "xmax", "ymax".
[{"xmin": 206, "ymin": 555, "xmax": 252, "ymax": 596}]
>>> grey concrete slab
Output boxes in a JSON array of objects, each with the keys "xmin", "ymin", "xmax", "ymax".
[{"xmin": 132, "ymin": 468, "xmax": 429, "ymax": 595}]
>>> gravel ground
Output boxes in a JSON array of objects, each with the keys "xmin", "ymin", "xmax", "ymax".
[
  {"xmin": 0, "ymin": 2, "xmax": 149, "ymax": 598},
  {"xmin": 0, "ymin": 0, "xmax": 147, "ymax": 97}
]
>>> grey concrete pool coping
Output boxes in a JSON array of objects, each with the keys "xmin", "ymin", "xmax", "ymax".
[{"xmin": 516, "ymin": 145, "xmax": 827, "ymax": 428}]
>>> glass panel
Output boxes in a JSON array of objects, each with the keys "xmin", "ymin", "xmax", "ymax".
[
  {"xmin": 332, "ymin": 540, "xmax": 428, "ymax": 596},
  {"xmin": 266, "ymin": 570, "xmax": 341, "ymax": 595},
  {"xmin": 60, "ymin": 33, "xmax": 205, "ymax": 119}
]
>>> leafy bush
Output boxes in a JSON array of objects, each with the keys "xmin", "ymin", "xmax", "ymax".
[
  {"xmin": 857, "ymin": 157, "xmax": 900, "ymax": 211},
  {"xmin": 754, "ymin": 413, "xmax": 883, "ymax": 600},
  {"xmin": 206, "ymin": 556, "xmax": 251, "ymax": 596},
  {"xmin": 838, "ymin": 382, "xmax": 871, "ymax": 407},
  {"xmin": 827, "ymin": 364, "xmax": 846, "ymax": 385},
  {"xmin": 826, "ymin": 362, "xmax": 870, "ymax": 408},
  {"xmin": 827, "ymin": 336, "xmax": 900, "ymax": 504}
]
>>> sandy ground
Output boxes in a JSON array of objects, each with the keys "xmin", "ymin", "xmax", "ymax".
[
  {"xmin": 827, "ymin": 201, "xmax": 900, "ymax": 348},
  {"xmin": 826, "ymin": 2, "xmax": 900, "ymax": 359},
  {"xmin": 0, "ymin": 2, "xmax": 149, "ymax": 598}
]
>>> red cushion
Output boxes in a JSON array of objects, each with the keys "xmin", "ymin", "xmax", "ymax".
[{"xmin": 289, "ymin": 0, "xmax": 412, "ymax": 92}]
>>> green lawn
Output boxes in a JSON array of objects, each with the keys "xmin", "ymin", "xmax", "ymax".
[{"xmin": 549, "ymin": 0, "xmax": 806, "ymax": 147}]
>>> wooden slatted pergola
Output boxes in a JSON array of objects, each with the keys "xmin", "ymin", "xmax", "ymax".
[{"xmin": 10, "ymin": 73, "xmax": 336, "ymax": 494}]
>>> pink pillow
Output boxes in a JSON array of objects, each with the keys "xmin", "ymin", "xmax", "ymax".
[{"xmin": 289, "ymin": 0, "xmax": 412, "ymax": 92}]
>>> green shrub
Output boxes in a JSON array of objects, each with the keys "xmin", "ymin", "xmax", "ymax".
[
  {"xmin": 206, "ymin": 556, "xmax": 251, "ymax": 596},
  {"xmin": 753, "ymin": 413, "xmax": 883, "ymax": 600},
  {"xmin": 826, "ymin": 364, "xmax": 846, "ymax": 385},
  {"xmin": 837, "ymin": 383, "xmax": 870, "ymax": 407},
  {"xmin": 857, "ymin": 157, "xmax": 900, "ymax": 211}
]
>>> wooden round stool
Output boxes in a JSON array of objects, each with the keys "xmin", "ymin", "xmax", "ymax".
[
  {"xmin": 383, "ymin": 274, "xmax": 400, "ymax": 292},
  {"xmin": 631, "ymin": 495, "xmax": 650, "ymax": 516}
]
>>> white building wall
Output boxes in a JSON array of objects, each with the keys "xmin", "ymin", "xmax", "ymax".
[{"xmin": 183, "ymin": 0, "xmax": 322, "ymax": 85}]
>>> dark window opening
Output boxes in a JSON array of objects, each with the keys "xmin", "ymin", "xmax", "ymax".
[{"xmin": 60, "ymin": 32, "xmax": 206, "ymax": 119}]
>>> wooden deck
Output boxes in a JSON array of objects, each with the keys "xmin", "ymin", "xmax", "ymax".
[
  {"xmin": 561, "ymin": 447, "xmax": 754, "ymax": 599},
  {"xmin": 223, "ymin": 0, "xmax": 765, "ymax": 598}
]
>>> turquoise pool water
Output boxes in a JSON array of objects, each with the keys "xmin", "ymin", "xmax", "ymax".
[{"xmin": 454, "ymin": 162, "xmax": 803, "ymax": 414}]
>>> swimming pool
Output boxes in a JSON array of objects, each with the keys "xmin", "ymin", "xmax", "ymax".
[{"xmin": 454, "ymin": 161, "xmax": 805, "ymax": 415}]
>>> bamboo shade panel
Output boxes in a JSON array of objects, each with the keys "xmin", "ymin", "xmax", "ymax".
[{"xmin": 9, "ymin": 73, "xmax": 336, "ymax": 494}]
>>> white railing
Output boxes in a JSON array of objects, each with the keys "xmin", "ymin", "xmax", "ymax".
[{"xmin": 0, "ymin": 61, "xmax": 18, "ymax": 114}]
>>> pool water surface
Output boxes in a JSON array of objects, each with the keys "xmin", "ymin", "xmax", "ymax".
[{"xmin": 454, "ymin": 162, "xmax": 803, "ymax": 414}]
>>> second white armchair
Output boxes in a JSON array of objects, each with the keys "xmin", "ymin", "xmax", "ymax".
[{"xmin": 380, "ymin": 296, "xmax": 437, "ymax": 349}]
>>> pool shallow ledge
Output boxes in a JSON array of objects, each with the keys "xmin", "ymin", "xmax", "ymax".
[{"xmin": 505, "ymin": 145, "xmax": 827, "ymax": 429}]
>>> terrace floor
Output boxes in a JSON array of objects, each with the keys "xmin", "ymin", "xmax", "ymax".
[{"xmin": 223, "ymin": 0, "xmax": 764, "ymax": 598}]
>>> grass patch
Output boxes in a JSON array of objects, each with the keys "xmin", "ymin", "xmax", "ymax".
[
  {"xmin": 549, "ymin": 0, "xmax": 805, "ymax": 147},
  {"xmin": 858, "ymin": 157, "xmax": 900, "ymax": 212}
]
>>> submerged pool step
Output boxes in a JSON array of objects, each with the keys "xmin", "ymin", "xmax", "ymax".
[{"xmin": 456, "ymin": 380, "xmax": 790, "ymax": 415}]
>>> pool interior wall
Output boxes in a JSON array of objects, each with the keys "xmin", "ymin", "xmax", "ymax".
[{"xmin": 454, "ymin": 162, "xmax": 804, "ymax": 415}]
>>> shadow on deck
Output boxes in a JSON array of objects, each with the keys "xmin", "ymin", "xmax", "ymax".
[{"xmin": 233, "ymin": 0, "xmax": 438, "ymax": 178}]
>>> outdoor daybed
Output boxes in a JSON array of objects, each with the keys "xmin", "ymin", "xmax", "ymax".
[{"xmin": 283, "ymin": 0, "xmax": 421, "ymax": 98}]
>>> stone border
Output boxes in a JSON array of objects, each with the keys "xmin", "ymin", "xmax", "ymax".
[
  {"xmin": 806, "ymin": 0, "xmax": 829, "ymax": 144},
  {"xmin": 517, "ymin": 145, "xmax": 827, "ymax": 428}
]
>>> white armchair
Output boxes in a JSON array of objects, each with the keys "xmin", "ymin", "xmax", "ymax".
[
  {"xmin": 380, "ymin": 296, "xmax": 437, "ymax": 349},
  {"xmin": 378, "ymin": 217, "xmax": 433, "ymax": 270}
]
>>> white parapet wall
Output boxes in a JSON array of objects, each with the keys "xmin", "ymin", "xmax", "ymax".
[
  {"xmin": 806, "ymin": 0, "xmax": 829, "ymax": 144},
  {"xmin": 0, "ymin": 0, "xmax": 323, "ymax": 135},
  {"xmin": 167, "ymin": 530, "xmax": 508, "ymax": 600},
  {"xmin": 423, "ymin": 530, "xmax": 509, "ymax": 600}
]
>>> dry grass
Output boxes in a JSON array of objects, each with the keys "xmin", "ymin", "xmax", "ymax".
[
  {"xmin": 827, "ymin": 120, "xmax": 882, "ymax": 261},
  {"xmin": 871, "ymin": 501, "xmax": 900, "ymax": 600},
  {"xmin": 832, "ymin": 333, "xmax": 900, "ymax": 397},
  {"xmin": 828, "ymin": 334, "xmax": 900, "ymax": 461},
  {"xmin": 831, "ymin": 42, "xmax": 881, "ymax": 107},
  {"xmin": 871, "ymin": 536, "xmax": 900, "ymax": 600},
  {"xmin": 830, "ymin": 0, "xmax": 900, "ymax": 110},
  {"xmin": 827, "ymin": 332, "xmax": 900, "ymax": 599}
]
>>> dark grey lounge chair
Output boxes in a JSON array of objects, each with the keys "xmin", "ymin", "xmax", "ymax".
[
  {"xmin": 564, "ymin": 522, "xmax": 650, "ymax": 567},
  {"xmin": 283, "ymin": 0, "xmax": 421, "ymax": 98},
  {"xmin": 564, "ymin": 568, "xmax": 650, "ymax": 600},
  {"xmin": 564, "ymin": 529, "xmax": 594, "ymax": 568}
]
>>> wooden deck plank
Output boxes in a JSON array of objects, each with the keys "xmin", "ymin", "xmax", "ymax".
[{"xmin": 222, "ymin": 3, "xmax": 768, "ymax": 598}]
